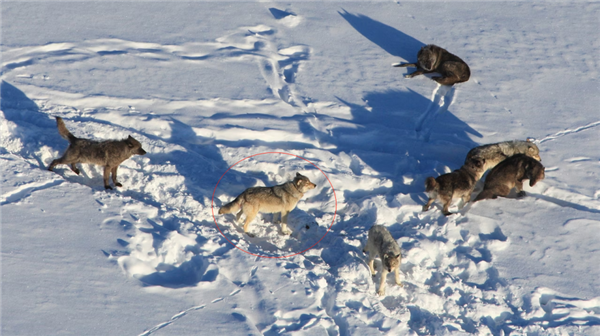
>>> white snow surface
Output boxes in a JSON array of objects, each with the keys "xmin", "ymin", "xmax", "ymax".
[{"xmin": 2, "ymin": 2, "xmax": 600, "ymax": 335}]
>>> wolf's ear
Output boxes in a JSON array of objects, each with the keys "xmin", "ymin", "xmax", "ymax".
[
  {"xmin": 395, "ymin": 253, "xmax": 401, "ymax": 259},
  {"xmin": 296, "ymin": 172, "xmax": 302, "ymax": 177}
]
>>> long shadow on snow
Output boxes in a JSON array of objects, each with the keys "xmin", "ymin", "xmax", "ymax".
[
  {"xmin": 339, "ymin": 9, "xmax": 424, "ymax": 61},
  {"xmin": 1, "ymin": 81, "xmax": 234, "ymax": 288}
]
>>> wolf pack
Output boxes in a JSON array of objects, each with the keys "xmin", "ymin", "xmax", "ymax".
[{"xmin": 47, "ymin": 44, "xmax": 545, "ymax": 296}]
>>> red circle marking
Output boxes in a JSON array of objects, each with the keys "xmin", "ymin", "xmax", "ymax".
[{"xmin": 211, "ymin": 152, "xmax": 337, "ymax": 258}]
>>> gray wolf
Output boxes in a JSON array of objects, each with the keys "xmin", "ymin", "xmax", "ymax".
[
  {"xmin": 363, "ymin": 225, "xmax": 402, "ymax": 296},
  {"xmin": 394, "ymin": 44, "xmax": 470, "ymax": 86},
  {"xmin": 423, "ymin": 157, "xmax": 486, "ymax": 216},
  {"xmin": 466, "ymin": 139, "xmax": 541, "ymax": 173},
  {"xmin": 218, "ymin": 173, "xmax": 316, "ymax": 237},
  {"xmin": 474, "ymin": 154, "xmax": 545, "ymax": 201},
  {"xmin": 48, "ymin": 117, "xmax": 146, "ymax": 189}
]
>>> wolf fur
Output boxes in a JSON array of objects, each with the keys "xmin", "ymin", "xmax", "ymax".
[
  {"xmin": 394, "ymin": 44, "xmax": 470, "ymax": 86},
  {"xmin": 423, "ymin": 157, "xmax": 486, "ymax": 216},
  {"xmin": 474, "ymin": 154, "xmax": 545, "ymax": 201},
  {"xmin": 48, "ymin": 117, "xmax": 147, "ymax": 189},
  {"xmin": 363, "ymin": 225, "xmax": 402, "ymax": 296},
  {"xmin": 218, "ymin": 173, "xmax": 316, "ymax": 237},
  {"xmin": 466, "ymin": 139, "xmax": 541, "ymax": 173}
]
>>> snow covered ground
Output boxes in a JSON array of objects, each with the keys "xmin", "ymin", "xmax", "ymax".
[{"xmin": 2, "ymin": 1, "xmax": 599, "ymax": 335}]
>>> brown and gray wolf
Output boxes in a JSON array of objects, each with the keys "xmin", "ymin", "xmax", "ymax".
[
  {"xmin": 423, "ymin": 157, "xmax": 486, "ymax": 216},
  {"xmin": 218, "ymin": 173, "xmax": 316, "ymax": 237},
  {"xmin": 394, "ymin": 44, "xmax": 470, "ymax": 86},
  {"xmin": 474, "ymin": 154, "xmax": 545, "ymax": 201},
  {"xmin": 466, "ymin": 139, "xmax": 541, "ymax": 173},
  {"xmin": 363, "ymin": 225, "xmax": 402, "ymax": 296},
  {"xmin": 48, "ymin": 117, "xmax": 146, "ymax": 189}
]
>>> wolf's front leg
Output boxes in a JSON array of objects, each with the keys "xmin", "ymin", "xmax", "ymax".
[
  {"xmin": 405, "ymin": 69, "xmax": 426, "ymax": 78},
  {"xmin": 368, "ymin": 254, "xmax": 376, "ymax": 277},
  {"xmin": 422, "ymin": 197, "xmax": 435, "ymax": 212},
  {"xmin": 280, "ymin": 211, "xmax": 292, "ymax": 235},
  {"xmin": 395, "ymin": 267, "xmax": 403, "ymax": 287},
  {"xmin": 111, "ymin": 166, "xmax": 122, "ymax": 187},
  {"xmin": 377, "ymin": 269, "xmax": 389, "ymax": 296}
]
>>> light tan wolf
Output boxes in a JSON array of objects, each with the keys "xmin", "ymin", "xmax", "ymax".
[
  {"xmin": 466, "ymin": 139, "xmax": 541, "ymax": 173},
  {"xmin": 218, "ymin": 173, "xmax": 316, "ymax": 237},
  {"xmin": 474, "ymin": 154, "xmax": 545, "ymax": 201},
  {"xmin": 363, "ymin": 225, "xmax": 402, "ymax": 296},
  {"xmin": 394, "ymin": 44, "xmax": 470, "ymax": 86},
  {"xmin": 423, "ymin": 157, "xmax": 486, "ymax": 216},
  {"xmin": 48, "ymin": 117, "xmax": 146, "ymax": 189}
]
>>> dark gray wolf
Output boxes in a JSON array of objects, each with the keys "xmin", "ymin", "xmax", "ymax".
[
  {"xmin": 363, "ymin": 225, "xmax": 402, "ymax": 296},
  {"xmin": 423, "ymin": 157, "xmax": 486, "ymax": 216},
  {"xmin": 218, "ymin": 173, "xmax": 316, "ymax": 237},
  {"xmin": 394, "ymin": 44, "xmax": 470, "ymax": 86},
  {"xmin": 466, "ymin": 139, "xmax": 541, "ymax": 173},
  {"xmin": 48, "ymin": 117, "xmax": 146, "ymax": 189},
  {"xmin": 474, "ymin": 154, "xmax": 545, "ymax": 201}
]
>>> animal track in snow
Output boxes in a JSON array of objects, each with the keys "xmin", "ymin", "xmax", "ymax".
[{"xmin": 415, "ymin": 84, "xmax": 456, "ymax": 142}]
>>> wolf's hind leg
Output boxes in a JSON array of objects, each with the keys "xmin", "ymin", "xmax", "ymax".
[
  {"xmin": 70, "ymin": 163, "xmax": 80, "ymax": 175},
  {"xmin": 103, "ymin": 166, "xmax": 113, "ymax": 190}
]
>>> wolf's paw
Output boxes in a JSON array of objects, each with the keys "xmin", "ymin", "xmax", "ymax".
[
  {"xmin": 377, "ymin": 288, "xmax": 385, "ymax": 296},
  {"xmin": 246, "ymin": 232, "xmax": 255, "ymax": 238},
  {"xmin": 396, "ymin": 280, "xmax": 404, "ymax": 287},
  {"xmin": 281, "ymin": 228, "xmax": 292, "ymax": 235},
  {"xmin": 105, "ymin": 185, "xmax": 113, "ymax": 190},
  {"xmin": 422, "ymin": 205, "xmax": 430, "ymax": 212},
  {"xmin": 115, "ymin": 182, "xmax": 123, "ymax": 187},
  {"xmin": 516, "ymin": 191, "xmax": 526, "ymax": 198}
]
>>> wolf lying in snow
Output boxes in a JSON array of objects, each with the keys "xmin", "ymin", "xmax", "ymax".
[
  {"xmin": 218, "ymin": 173, "xmax": 316, "ymax": 237},
  {"xmin": 394, "ymin": 44, "xmax": 470, "ymax": 86},
  {"xmin": 48, "ymin": 117, "xmax": 146, "ymax": 189}
]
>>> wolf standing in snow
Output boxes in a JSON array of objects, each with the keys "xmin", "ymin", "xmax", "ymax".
[
  {"xmin": 394, "ymin": 44, "xmax": 470, "ymax": 86},
  {"xmin": 363, "ymin": 225, "xmax": 403, "ymax": 296},
  {"xmin": 48, "ymin": 117, "xmax": 146, "ymax": 189},
  {"xmin": 423, "ymin": 157, "xmax": 486, "ymax": 216},
  {"xmin": 218, "ymin": 173, "xmax": 316, "ymax": 237},
  {"xmin": 466, "ymin": 139, "xmax": 541, "ymax": 173}
]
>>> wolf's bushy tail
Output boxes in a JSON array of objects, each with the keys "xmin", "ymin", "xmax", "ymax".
[
  {"xmin": 56, "ymin": 117, "xmax": 77, "ymax": 143},
  {"xmin": 425, "ymin": 177, "xmax": 437, "ymax": 192},
  {"xmin": 218, "ymin": 196, "xmax": 242, "ymax": 215}
]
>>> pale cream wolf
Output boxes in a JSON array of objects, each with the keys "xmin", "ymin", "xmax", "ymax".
[
  {"xmin": 475, "ymin": 154, "xmax": 545, "ymax": 201},
  {"xmin": 48, "ymin": 117, "xmax": 146, "ymax": 189},
  {"xmin": 363, "ymin": 225, "xmax": 402, "ymax": 296},
  {"xmin": 394, "ymin": 44, "xmax": 470, "ymax": 86},
  {"xmin": 218, "ymin": 173, "xmax": 316, "ymax": 237},
  {"xmin": 423, "ymin": 157, "xmax": 486, "ymax": 216},
  {"xmin": 466, "ymin": 139, "xmax": 541, "ymax": 173}
]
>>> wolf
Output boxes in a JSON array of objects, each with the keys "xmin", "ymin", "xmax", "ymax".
[
  {"xmin": 363, "ymin": 225, "xmax": 402, "ymax": 296},
  {"xmin": 423, "ymin": 157, "xmax": 486, "ymax": 216},
  {"xmin": 466, "ymin": 139, "xmax": 541, "ymax": 173},
  {"xmin": 48, "ymin": 117, "xmax": 147, "ymax": 189},
  {"xmin": 394, "ymin": 44, "xmax": 470, "ymax": 86},
  {"xmin": 218, "ymin": 173, "xmax": 316, "ymax": 237},
  {"xmin": 474, "ymin": 154, "xmax": 545, "ymax": 201}
]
